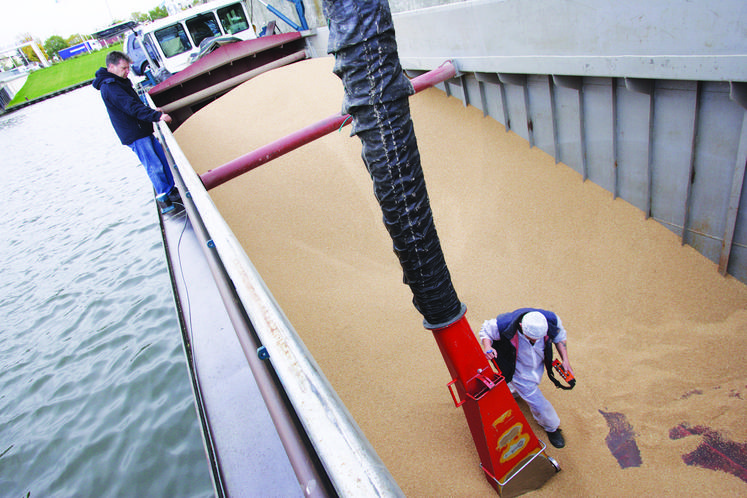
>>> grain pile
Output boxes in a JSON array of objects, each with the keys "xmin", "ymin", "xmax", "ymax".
[{"xmin": 174, "ymin": 57, "xmax": 747, "ymax": 497}]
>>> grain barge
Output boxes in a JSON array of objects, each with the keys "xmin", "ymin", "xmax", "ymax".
[{"xmin": 143, "ymin": 1, "xmax": 747, "ymax": 496}]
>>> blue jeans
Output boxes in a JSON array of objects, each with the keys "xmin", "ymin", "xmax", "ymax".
[{"xmin": 129, "ymin": 135, "xmax": 175, "ymax": 196}]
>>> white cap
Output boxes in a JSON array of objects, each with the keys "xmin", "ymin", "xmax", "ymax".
[{"xmin": 521, "ymin": 311, "xmax": 548, "ymax": 340}]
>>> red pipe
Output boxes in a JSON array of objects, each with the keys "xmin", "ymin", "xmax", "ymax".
[
  {"xmin": 430, "ymin": 313, "xmax": 491, "ymax": 397},
  {"xmin": 431, "ymin": 312, "xmax": 549, "ymax": 494},
  {"xmin": 200, "ymin": 61, "xmax": 457, "ymax": 190},
  {"xmin": 410, "ymin": 61, "xmax": 458, "ymax": 93}
]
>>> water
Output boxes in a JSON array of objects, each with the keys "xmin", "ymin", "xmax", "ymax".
[{"xmin": 0, "ymin": 87, "xmax": 214, "ymax": 497}]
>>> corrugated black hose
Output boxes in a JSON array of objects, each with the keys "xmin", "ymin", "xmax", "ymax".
[{"xmin": 323, "ymin": 0, "xmax": 463, "ymax": 328}]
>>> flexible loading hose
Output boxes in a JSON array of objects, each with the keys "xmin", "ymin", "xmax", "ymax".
[{"xmin": 322, "ymin": 0, "xmax": 463, "ymax": 328}]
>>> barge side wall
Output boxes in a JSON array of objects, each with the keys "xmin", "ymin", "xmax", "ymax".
[
  {"xmin": 296, "ymin": 0, "xmax": 747, "ymax": 282},
  {"xmin": 396, "ymin": 0, "xmax": 747, "ymax": 283}
]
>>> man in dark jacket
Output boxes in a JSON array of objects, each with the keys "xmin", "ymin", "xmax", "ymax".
[
  {"xmin": 479, "ymin": 308, "xmax": 573, "ymax": 448},
  {"xmin": 93, "ymin": 51, "xmax": 180, "ymax": 214}
]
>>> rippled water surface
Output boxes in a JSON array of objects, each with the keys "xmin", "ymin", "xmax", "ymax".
[{"xmin": 0, "ymin": 87, "xmax": 213, "ymax": 497}]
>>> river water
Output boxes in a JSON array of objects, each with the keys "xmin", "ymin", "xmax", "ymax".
[{"xmin": 0, "ymin": 87, "xmax": 213, "ymax": 497}]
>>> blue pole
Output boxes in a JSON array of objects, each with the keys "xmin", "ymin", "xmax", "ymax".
[
  {"xmin": 257, "ymin": 0, "xmax": 301, "ymax": 31},
  {"xmin": 288, "ymin": 0, "xmax": 308, "ymax": 30}
]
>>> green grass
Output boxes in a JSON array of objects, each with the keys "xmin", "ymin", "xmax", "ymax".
[{"xmin": 7, "ymin": 43, "xmax": 122, "ymax": 108}]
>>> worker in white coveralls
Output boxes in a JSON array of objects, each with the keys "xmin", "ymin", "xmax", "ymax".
[{"xmin": 479, "ymin": 308, "xmax": 573, "ymax": 448}]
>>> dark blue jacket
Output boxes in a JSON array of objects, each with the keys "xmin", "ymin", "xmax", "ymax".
[
  {"xmin": 491, "ymin": 308, "xmax": 561, "ymax": 385},
  {"xmin": 92, "ymin": 67, "xmax": 161, "ymax": 145}
]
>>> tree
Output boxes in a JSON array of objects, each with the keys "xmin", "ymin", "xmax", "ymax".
[
  {"xmin": 131, "ymin": 6, "xmax": 169, "ymax": 23},
  {"xmin": 19, "ymin": 34, "xmax": 46, "ymax": 63},
  {"xmin": 66, "ymin": 34, "xmax": 84, "ymax": 46},
  {"xmin": 44, "ymin": 35, "xmax": 68, "ymax": 58},
  {"xmin": 148, "ymin": 6, "xmax": 169, "ymax": 20},
  {"xmin": 131, "ymin": 11, "xmax": 150, "ymax": 23}
]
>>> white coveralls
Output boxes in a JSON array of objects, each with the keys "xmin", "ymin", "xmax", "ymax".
[{"xmin": 479, "ymin": 317, "xmax": 567, "ymax": 432}]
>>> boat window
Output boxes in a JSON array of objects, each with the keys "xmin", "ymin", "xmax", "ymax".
[
  {"xmin": 155, "ymin": 24, "xmax": 192, "ymax": 58},
  {"xmin": 217, "ymin": 4, "xmax": 249, "ymax": 35},
  {"xmin": 126, "ymin": 34, "xmax": 138, "ymax": 54},
  {"xmin": 186, "ymin": 13, "xmax": 222, "ymax": 47},
  {"xmin": 143, "ymin": 35, "xmax": 161, "ymax": 68}
]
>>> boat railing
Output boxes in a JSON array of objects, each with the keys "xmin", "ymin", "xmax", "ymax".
[{"xmin": 154, "ymin": 115, "xmax": 405, "ymax": 497}]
